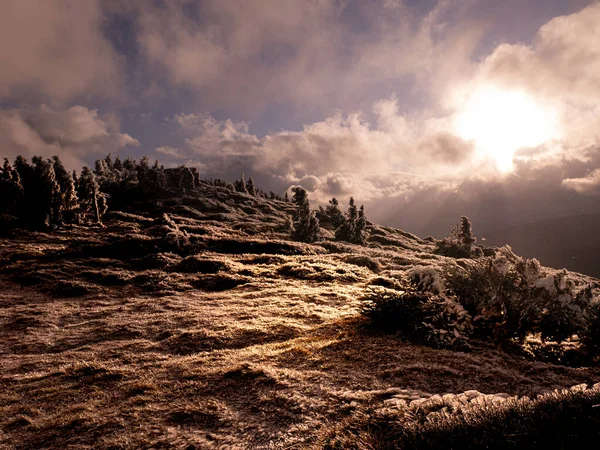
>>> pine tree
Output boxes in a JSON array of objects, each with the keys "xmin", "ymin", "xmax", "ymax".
[
  {"xmin": 0, "ymin": 158, "xmax": 24, "ymax": 219},
  {"xmin": 176, "ymin": 166, "xmax": 196, "ymax": 192},
  {"xmin": 355, "ymin": 205, "xmax": 368, "ymax": 244},
  {"xmin": 246, "ymin": 177, "xmax": 256, "ymax": 196},
  {"xmin": 291, "ymin": 186, "xmax": 319, "ymax": 243},
  {"xmin": 335, "ymin": 197, "xmax": 358, "ymax": 242},
  {"xmin": 234, "ymin": 174, "xmax": 249, "ymax": 193},
  {"xmin": 139, "ymin": 155, "xmax": 150, "ymax": 172},
  {"xmin": 113, "ymin": 156, "xmax": 123, "ymax": 171},
  {"xmin": 52, "ymin": 156, "xmax": 80, "ymax": 224},
  {"xmin": 459, "ymin": 216, "xmax": 476, "ymax": 248},
  {"xmin": 325, "ymin": 197, "xmax": 345, "ymax": 228},
  {"xmin": 123, "ymin": 157, "xmax": 134, "ymax": 170},
  {"xmin": 78, "ymin": 167, "xmax": 106, "ymax": 224},
  {"xmin": 1, "ymin": 158, "xmax": 14, "ymax": 181},
  {"xmin": 104, "ymin": 153, "xmax": 114, "ymax": 171},
  {"xmin": 31, "ymin": 157, "xmax": 61, "ymax": 228},
  {"xmin": 435, "ymin": 216, "xmax": 477, "ymax": 258},
  {"xmin": 94, "ymin": 158, "xmax": 108, "ymax": 178}
]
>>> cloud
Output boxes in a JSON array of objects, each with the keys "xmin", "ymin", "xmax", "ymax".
[
  {"xmin": 0, "ymin": 0, "xmax": 123, "ymax": 104},
  {"xmin": 464, "ymin": 2, "xmax": 600, "ymax": 162},
  {"xmin": 124, "ymin": 0, "xmax": 484, "ymax": 118},
  {"xmin": 161, "ymin": 97, "xmax": 479, "ymax": 203},
  {"xmin": 141, "ymin": 3, "xmax": 600, "ymax": 236},
  {"xmin": 155, "ymin": 146, "xmax": 187, "ymax": 160},
  {"xmin": 0, "ymin": 105, "xmax": 139, "ymax": 169},
  {"xmin": 562, "ymin": 170, "xmax": 600, "ymax": 196}
]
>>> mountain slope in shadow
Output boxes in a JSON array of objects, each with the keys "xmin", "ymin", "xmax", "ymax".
[{"xmin": 482, "ymin": 214, "xmax": 600, "ymax": 278}]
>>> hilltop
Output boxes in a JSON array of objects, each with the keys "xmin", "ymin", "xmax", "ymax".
[{"xmin": 2, "ymin": 179, "xmax": 600, "ymax": 449}]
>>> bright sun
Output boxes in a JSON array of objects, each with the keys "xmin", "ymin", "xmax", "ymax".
[{"xmin": 454, "ymin": 86, "xmax": 557, "ymax": 172}]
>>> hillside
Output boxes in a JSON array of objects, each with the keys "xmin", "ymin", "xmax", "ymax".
[
  {"xmin": 2, "ymin": 182, "xmax": 600, "ymax": 449},
  {"xmin": 481, "ymin": 214, "xmax": 600, "ymax": 278}
]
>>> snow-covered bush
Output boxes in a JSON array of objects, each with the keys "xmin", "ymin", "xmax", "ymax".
[
  {"xmin": 581, "ymin": 299, "xmax": 600, "ymax": 359},
  {"xmin": 157, "ymin": 213, "xmax": 191, "ymax": 251},
  {"xmin": 406, "ymin": 265, "xmax": 445, "ymax": 294},
  {"xmin": 360, "ymin": 277, "xmax": 472, "ymax": 349},
  {"xmin": 442, "ymin": 246, "xmax": 599, "ymax": 352}
]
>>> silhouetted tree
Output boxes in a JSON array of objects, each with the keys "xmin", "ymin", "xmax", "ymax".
[
  {"xmin": 104, "ymin": 153, "xmax": 114, "ymax": 170},
  {"xmin": 29, "ymin": 157, "xmax": 61, "ymax": 228},
  {"xmin": 234, "ymin": 174, "xmax": 249, "ymax": 194},
  {"xmin": 335, "ymin": 197, "xmax": 358, "ymax": 242},
  {"xmin": 123, "ymin": 157, "xmax": 135, "ymax": 171},
  {"xmin": 335, "ymin": 198, "xmax": 369, "ymax": 244},
  {"xmin": 72, "ymin": 170, "xmax": 79, "ymax": 190},
  {"xmin": 325, "ymin": 198, "xmax": 345, "ymax": 228},
  {"xmin": 52, "ymin": 156, "xmax": 79, "ymax": 224},
  {"xmin": 113, "ymin": 156, "xmax": 123, "ymax": 171},
  {"xmin": 139, "ymin": 155, "xmax": 150, "ymax": 172},
  {"xmin": 459, "ymin": 216, "xmax": 476, "ymax": 249},
  {"xmin": 179, "ymin": 166, "xmax": 196, "ymax": 191},
  {"xmin": 246, "ymin": 177, "xmax": 257, "ymax": 196},
  {"xmin": 355, "ymin": 205, "xmax": 368, "ymax": 244},
  {"xmin": 0, "ymin": 158, "xmax": 24, "ymax": 221},
  {"xmin": 141, "ymin": 165, "xmax": 167, "ymax": 195},
  {"xmin": 291, "ymin": 186, "xmax": 319, "ymax": 243}
]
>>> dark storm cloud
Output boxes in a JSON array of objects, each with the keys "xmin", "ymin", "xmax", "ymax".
[{"xmin": 0, "ymin": 1, "xmax": 123, "ymax": 104}]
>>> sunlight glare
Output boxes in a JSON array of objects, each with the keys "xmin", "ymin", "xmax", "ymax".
[{"xmin": 454, "ymin": 86, "xmax": 557, "ymax": 172}]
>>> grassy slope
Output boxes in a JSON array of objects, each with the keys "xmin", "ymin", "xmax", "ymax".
[{"xmin": 1, "ymin": 183, "xmax": 599, "ymax": 449}]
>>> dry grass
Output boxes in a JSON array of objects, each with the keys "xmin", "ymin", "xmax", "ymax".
[{"xmin": 1, "ymin": 184, "xmax": 599, "ymax": 449}]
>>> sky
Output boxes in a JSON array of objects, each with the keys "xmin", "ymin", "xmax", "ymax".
[{"xmin": 1, "ymin": 0, "xmax": 599, "ymax": 237}]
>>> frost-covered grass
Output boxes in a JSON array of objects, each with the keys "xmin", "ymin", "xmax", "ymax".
[
  {"xmin": 318, "ymin": 383, "xmax": 600, "ymax": 449},
  {"xmin": 1, "ymin": 182, "xmax": 599, "ymax": 448}
]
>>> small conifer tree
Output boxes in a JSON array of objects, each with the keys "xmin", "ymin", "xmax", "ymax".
[
  {"xmin": 179, "ymin": 166, "xmax": 196, "ymax": 191},
  {"xmin": 435, "ymin": 216, "xmax": 477, "ymax": 258},
  {"xmin": 78, "ymin": 167, "xmax": 106, "ymax": 224},
  {"xmin": 355, "ymin": 204, "xmax": 368, "ymax": 244},
  {"xmin": 246, "ymin": 177, "xmax": 257, "ymax": 196},
  {"xmin": 459, "ymin": 216, "xmax": 476, "ymax": 248},
  {"xmin": 325, "ymin": 197, "xmax": 345, "ymax": 228},
  {"xmin": 234, "ymin": 174, "xmax": 249, "ymax": 193},
  {"xmin": 335, "ymin": 197, "xmax": 358, "ymax": 242},
  {"xmin": 52, "ymin": 156, "xmax": 80, "ymax": 224},
  {"xmin": 291, "ymin": 186, "xmax": 319, "ymax": 243}
]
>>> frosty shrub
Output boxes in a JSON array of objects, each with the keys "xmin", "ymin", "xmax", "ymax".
[
  {"xmin": 535, "ymin": 271, "xmax": 592, "ymax": 343},
  {"xmin": 581, "ymin": 300, "xmax": 600, "ymax": 358},
  {"xmin": 360, "ymin": 278, "xmax": 472, "ymax": 349},
  {"xmin": 158, "ymin": 213, "xmax": 191, "ymax": 251},
  {"xmin": 442, "ymin": 246, "xmax": 599, "ymax": 351},
  {"xmin": 406, "ymin": 265, "xmax": 446, "ymax": 294}
]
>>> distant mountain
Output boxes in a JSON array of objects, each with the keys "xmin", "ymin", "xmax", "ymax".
[{"xmin": 481, "ymin": 214, "xmax": 600, "ymax": 278}]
